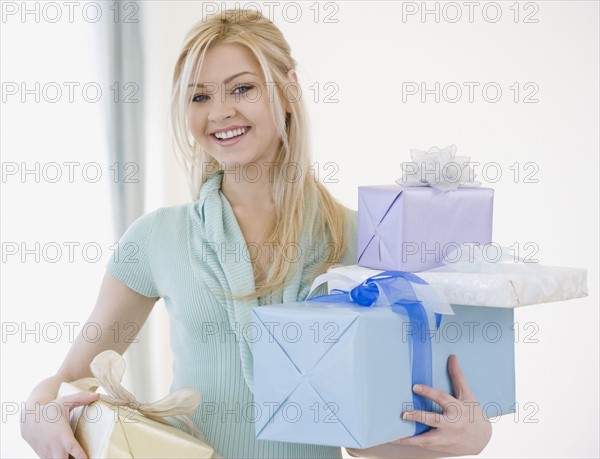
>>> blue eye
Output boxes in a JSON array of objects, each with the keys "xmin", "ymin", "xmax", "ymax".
[
  {"xmin": 192, "ymin": 94, "xmax": 209, "ymax": 103},
  {"xmin": 232, "ymin": 84, "xmax": 253, "ymax": 95}
]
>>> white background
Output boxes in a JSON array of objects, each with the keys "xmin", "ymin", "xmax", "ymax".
[{"xmin": 1, "ymin": 1, "xmax": 598, "ymax": 458}]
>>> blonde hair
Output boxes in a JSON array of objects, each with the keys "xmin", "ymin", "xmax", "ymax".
[{"xmin": 169, "ymin": 9, "xmax": 350, "ymax": 300}]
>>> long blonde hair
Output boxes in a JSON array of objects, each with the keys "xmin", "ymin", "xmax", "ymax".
[{"xmin": 169, "ymin": 9, "xmax": 350, "ymax": 299}]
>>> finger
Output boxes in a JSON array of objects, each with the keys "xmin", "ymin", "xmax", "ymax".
[
  {"xmin": 47, "ymin": 449, "xmax": 69, "ymax": 459},
  {"xmin": 402, "ymin": 409, "xmax": 444, "ymax": 428},
  {"xmin": 390, "ymin": 430, "xmax": 438, "ymax": 449},
  {"xmin": 62, "ymin": 435, "xmax": 88, "ymax": 459},
  {"xmin": 447, "ymin": 354, "xmax": 473, "ymax": 400},
  {"xmin": 413, "ymin": 384, "xmax": 456, "ymax": 408},
  {"xmin": 58, "ymin": 392, "xmax": 100, "ymax": 410}
]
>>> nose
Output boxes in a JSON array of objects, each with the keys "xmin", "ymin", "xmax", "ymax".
[{"xmin": 208, "ymin": 92, "xmax": 236, "ymax": 123}]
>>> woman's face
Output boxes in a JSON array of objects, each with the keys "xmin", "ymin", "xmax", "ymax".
[{"xmin": 187, "ymin": 43, "xmax": 283, "ymax": 171}]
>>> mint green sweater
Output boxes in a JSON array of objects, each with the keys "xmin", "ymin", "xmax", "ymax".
[{"xmin": 107, "ymin": 171, "xmax": 357, "ymax": 459}]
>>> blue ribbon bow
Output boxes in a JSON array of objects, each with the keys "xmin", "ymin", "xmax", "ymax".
[{"xmin": 308, "ymin": 270, "xmax": 443, "ymax": 435}]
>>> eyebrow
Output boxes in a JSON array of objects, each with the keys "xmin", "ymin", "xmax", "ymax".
[{"xmin": 187, "ymin": 71, "xmax": 257, "ymax": 89}]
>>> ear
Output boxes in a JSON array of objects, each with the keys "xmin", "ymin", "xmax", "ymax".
[
  {"xmin": 284, "ymin": 68, "xmax": 300, "ymax": 114},
  {"xmin": 287, "ymin": 67, "xmax": 299, "ymax": 84}
]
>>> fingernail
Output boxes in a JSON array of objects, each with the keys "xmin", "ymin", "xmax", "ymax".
[
  {"xmin": 402, "ymin": 411, "xmax": 412, "ymax": 420},
  {"xmin": 413, "ymin": 384, "xmax": 422, "ymax": 393}
]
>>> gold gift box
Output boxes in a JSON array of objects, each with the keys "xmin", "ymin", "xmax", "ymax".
[
  {"xmin": 58, "ymin": 383, "xmax": 213, "ymax": 459},
  {"xmin": 57, "ymin": 350, "xmax": 217, "ymax": 458},
  {"xmin": 59, "ymin": 382, "xmax": 215, "ymax": 458}
]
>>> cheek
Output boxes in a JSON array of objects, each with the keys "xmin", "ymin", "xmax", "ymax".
[
  {"xmin": 188, "ymin": 110, "xmax": 207, "ymax": 138},
  {"xmin": 246, "ymin": 102, "xmax": 277, "ymax": 137}
]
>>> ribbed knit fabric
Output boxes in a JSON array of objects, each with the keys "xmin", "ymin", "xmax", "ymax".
[{"xmin": 106, "ymin": 171, "xmax": 357, "ymax": 459}]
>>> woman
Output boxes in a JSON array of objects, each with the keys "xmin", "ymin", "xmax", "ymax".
[{"xmin": 21, "ymin": 9, "xmax": 491, "ymax": 459}]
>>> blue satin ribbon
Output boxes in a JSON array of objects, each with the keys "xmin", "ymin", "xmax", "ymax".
[{"xmin": 308, "ymin": 270, "xmax": 442, "ymax": 435}]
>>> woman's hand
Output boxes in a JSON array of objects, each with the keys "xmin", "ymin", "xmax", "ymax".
[
  {"xmin": 391, "ymin": 354, "xmax": 492, "ymax": 455},
  {"xmin": 21, "ymin": 391, "xmax": 99, "ymax": 459}
]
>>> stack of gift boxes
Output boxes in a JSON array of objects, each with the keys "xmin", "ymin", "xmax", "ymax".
[{"xmin": 252, "ymin": 146, "xmax": 588, "ymax": 448}]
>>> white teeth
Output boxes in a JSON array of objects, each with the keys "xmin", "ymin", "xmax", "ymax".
[{"xmin": 215, "ymin": 127, "xmax": 247, "ymax": 139}]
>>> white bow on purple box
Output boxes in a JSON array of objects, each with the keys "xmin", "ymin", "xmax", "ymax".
[{"xmin": 396, "ymin": 144, "xmax": 481, "ymax": 192}]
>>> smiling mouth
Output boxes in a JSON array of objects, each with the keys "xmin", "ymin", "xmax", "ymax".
[
  {"xmin": 211, "ymin": 127, "xmax": 251, "ymax": 145},
  {"xmin": 212, "ymin": 126, "xmax": 249, "ymax": 139}
]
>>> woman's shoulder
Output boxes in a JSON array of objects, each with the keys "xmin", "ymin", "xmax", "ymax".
[
  {"xmin": 124, "ymin": 202, "xmax": 196, "ymax": 238},
  {"xmin": 342, "ymin": 207, "xmax": 358, "ymax": 265},
  {"xmin": 340, "ymin": 206, "xmax": 358, "ymax": 235},
  {"xmin": 141, "ymin": 201, "xmax": 195, "ymax": 221},
  {"xmin": 344, "ymin": 207, "xmax": 358, "ymax": 224}
]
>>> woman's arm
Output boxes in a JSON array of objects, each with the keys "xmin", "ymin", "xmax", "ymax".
[
  {"xmin": 20, "ymin": 270, "xmax": 159, "ymax": 458},
  {"xmin": 346, "ymin": 443, "xmax": 453, "ymax": 459},
  {"xmin": 346, "ymin": 355, "xmax": 492, "ymax": 459}
]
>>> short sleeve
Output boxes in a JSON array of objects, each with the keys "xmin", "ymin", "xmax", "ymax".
[{"xmin": 106, "ymin": 211, "xmax": 160, "ymax": 298}]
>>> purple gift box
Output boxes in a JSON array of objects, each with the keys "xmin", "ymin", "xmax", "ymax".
[{"xmin": 357, "ymin": 185, "xmax": 494, "ymax": 272}]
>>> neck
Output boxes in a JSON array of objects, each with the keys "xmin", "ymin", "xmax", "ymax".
[{"xmin": 219, "ymin": 163, "xmax": 276, "ymax": 211}]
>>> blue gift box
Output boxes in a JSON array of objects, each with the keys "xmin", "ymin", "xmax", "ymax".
[{"xmin": 252, "ymin": 302, "xmax": 515, "ymax": 448}]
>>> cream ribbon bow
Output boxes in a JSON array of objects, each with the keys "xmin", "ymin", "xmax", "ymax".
[
  {"xmin": 396, "ymin": 144, "xmax": 480, "ymax": 192},
  {"xmin": 71, "ymin": 350, "xmax": 206, "ymax": 441}
]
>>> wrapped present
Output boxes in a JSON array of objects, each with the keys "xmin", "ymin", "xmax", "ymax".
[
  {"xmin": 57, "ymin": 350, "xmax": 217, "ymax": 459},
  {"xmin": 333, "ymin": 248, "xmax": 588, "ymax": 308},
  {"xmin": 252, "ymin": 272, "xmax": 516, "ymax": 448},
  {"xmin": 358, "ymin": 145, "xmax": 493, "ymax": 272}
]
